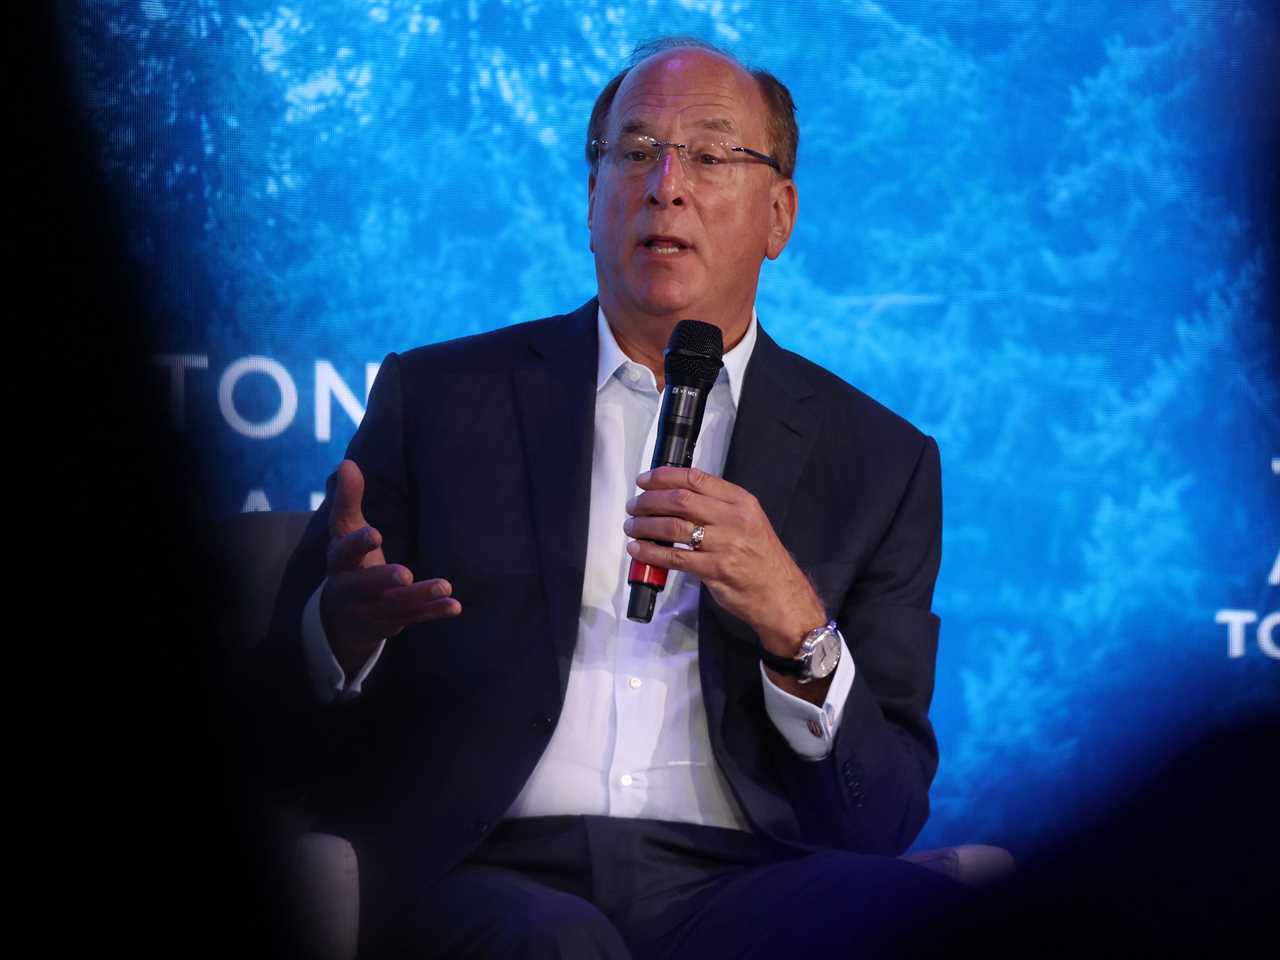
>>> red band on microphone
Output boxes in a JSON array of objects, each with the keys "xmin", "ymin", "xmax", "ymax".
[{"xmin": 627, "ymin": 559, "xmax": 669, "ymax": 590}]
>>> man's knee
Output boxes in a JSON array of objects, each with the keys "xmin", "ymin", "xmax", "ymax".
[
  {"xmin": 387, "ymin": 865, "xmax": 630, "ymax": 959},
  {"xmin": 491, "ymin": 895, "xmax": 629, "ymax": 959}
]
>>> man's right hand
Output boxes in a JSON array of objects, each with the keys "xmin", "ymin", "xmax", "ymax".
[{"xmin": 321, "ymin": 459, "xmax": 461, "ymax": 679}]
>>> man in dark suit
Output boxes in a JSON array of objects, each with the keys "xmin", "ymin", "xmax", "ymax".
[{"xmin": 267, "ymin": 37, "xmax": 957, "ymax": 958}]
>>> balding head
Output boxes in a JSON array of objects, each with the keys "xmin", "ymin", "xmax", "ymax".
[{"xmin": 587, "ymin": 37, "xmax": 798, "ymax": 179}]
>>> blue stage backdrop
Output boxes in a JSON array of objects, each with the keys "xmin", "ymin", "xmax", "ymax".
[{"xmin": 65, "ymin": 1, "xmax": 1277, "ymax": 857}]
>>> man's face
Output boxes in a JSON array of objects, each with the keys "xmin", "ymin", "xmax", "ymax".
[{"xmin": 588, "ymin": 49, "xmax": 797, "ymax": 332}]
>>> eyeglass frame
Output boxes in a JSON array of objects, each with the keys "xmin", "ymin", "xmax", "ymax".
[{"xmin": 589, "ymin": 136, "xmax": 782, "ymax": 176}]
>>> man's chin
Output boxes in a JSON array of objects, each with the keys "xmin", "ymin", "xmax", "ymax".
[
  {"xmin": 600, "ymin": 278, "xmax": 718, "ymax": 328},
  {"xmin": 631, "ymin": 286, "xmax": 705, "ymax": 321}
]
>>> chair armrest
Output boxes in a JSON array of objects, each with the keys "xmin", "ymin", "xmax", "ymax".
[
  {"xmin": 901, "ymin": 844, "xmax": 1016, "ymax": 887},
  {"xmin": 285, "ymin": 832, "xmax": 360, "ymax": 960}
]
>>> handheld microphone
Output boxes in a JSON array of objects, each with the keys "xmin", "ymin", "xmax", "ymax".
[{"xmin": 626, "ymin": 319, "xmax": 724, "ymax": 623}]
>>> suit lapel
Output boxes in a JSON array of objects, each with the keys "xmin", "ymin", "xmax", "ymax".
[
  {"xmin": 512, "ymin": 300, "xmax": 599, "ymax": 697},
  {"xmin": 699, "ymin": 324, "xmax": 822, "ymax": 840},
  {"xmin": 703, "ymin": 324, "xmax": 820, "ymax": 648},
  {"xmin": 722, "ymin": 325, "xmax": 818, "ymax": 538}
]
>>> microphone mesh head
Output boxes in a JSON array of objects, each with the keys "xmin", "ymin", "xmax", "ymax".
[
  {"xmin": 664, "ymin": 320, "xmax": 724, "ymax": 386},
  {"xmin": 668, "ymin": 319, "xmax": 724, "ymax": 359}
]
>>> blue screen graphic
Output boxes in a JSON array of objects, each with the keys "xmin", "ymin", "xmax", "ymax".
[{"xmin": 65, "ymin": 0, "xmax": 1278, "ymax": 857}]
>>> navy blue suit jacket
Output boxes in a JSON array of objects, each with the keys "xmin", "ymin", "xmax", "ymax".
[{"xmin": 265, "ymin": 298, "xmax": 941, "ymax": 897}]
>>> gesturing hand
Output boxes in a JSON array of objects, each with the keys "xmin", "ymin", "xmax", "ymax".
[
  {"xmin": 623, "ymin": 466, "xmax": 826, "ymax": 662},
  {"xmin": 321, "ymin": 459, "xmax": 460, "ymax": 678}
]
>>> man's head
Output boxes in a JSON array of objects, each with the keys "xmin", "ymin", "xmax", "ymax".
[
  {"xmin": 586, "ymin": 39, "xmax": 799, "ymax": 348},
  {"xmin": 587, "ymin": 38, "xmax": 799, "ymax": 181}
]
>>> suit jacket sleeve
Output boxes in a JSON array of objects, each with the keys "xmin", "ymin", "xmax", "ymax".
[
  {"xmin": 253, "ymin": 352, "xmax": 412, "ymax": 789},
  {"xmin": 770, "ymin": 434, "xmax": 942, "ymax": 856}
]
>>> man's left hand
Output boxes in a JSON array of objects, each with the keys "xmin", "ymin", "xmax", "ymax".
[{"xmin": 624, "ymin": 466, "xmax": 828, "ymax": 668}]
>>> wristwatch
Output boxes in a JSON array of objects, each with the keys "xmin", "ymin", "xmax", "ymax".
[{"xmin": 759, "ymin": 620, "xmax": 842, "ymax": 684}]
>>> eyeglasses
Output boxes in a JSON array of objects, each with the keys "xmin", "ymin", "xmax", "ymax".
[{"xmin": 590, "ymin": 133, "xmax": 781, "ymax": 185}]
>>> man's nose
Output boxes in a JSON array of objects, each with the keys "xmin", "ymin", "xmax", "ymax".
[{"xmin": 646, "ymin": 147, "xmax": 687, "ymax": 208}]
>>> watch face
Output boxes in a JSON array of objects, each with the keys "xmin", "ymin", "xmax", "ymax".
[{"xmin": 810, "ymin": 631, "xmax": 840, "ymax": 678}]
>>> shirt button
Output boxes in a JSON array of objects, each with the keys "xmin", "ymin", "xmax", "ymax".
[
  {"xmin": 619, "ymin": 774, "xmax": 634, "ymax": 787},
  {"xmin": 628, "ymin": 676, "xmax": 643, "ymax": 690},
  {"xmin": 626, "ymin": 367, "xmax": 640, "ymax": 382}
]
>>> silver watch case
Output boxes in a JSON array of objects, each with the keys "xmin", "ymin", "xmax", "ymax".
[{"xmin": 795, "ymin": 620, "xmax": 842, "ymax": 684}]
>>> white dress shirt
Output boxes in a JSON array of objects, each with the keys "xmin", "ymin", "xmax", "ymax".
[{"xmin": 301, "ymin": 308, "xmax": 854, "ymax": 832}]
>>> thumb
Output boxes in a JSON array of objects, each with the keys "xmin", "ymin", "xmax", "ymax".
[{"xmin": 329, "ymin": 459, "xmax": 368, "ymax": 537}]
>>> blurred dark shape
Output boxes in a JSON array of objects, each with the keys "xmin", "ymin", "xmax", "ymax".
[
  {"xmin": 17, "ymin": 7, "xmax": 282, "ymax": 956},
  {"xmin": 902, "ymin": 711, "xmax": 1277, "ymax": 958}
]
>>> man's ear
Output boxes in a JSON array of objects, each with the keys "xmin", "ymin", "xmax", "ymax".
[
  {"xmin": 587, "ymin": 172, "xmax": 597, "ymax": 252},
  {"xmin": 766, "ymin": 177, "xmax": 798, "ymax": 260}
]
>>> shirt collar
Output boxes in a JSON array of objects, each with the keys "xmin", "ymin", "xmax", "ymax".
[{"xmin": 595, "ymin": 306, "xmax": 758, "ymax": 409}]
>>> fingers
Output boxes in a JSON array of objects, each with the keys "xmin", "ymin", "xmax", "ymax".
[
  {"xmin": 324, "ymin": 568, "xmax": 462, "ymax": 649},
  {"xmin": 629, "ymin": 467, "xmax": 824, "ymax": 649},
  {"xmin": 625, "ymin": 487, "xmax": 732, "ymax": 530},
  {"xmin": 323, "ymin": 457, "xmax": 460, "ymax": 652},
  {"xmin": 366, "ymin": 593, "xmax": 462, "ymax": 636},
  {"xmin": 624, "ymin": 515, "xmax": 700, "ymax": 546},
  {"xmin": 627, "ymin": 467, "xmax": 749, "ymax": 528},
  {"xmin": 376, "ymin": 578, "xmax": 460, "ymax": 623},
  {"xmin": 329, "ymin": 459, "xmax": 368, "ymax": 538},
  {"xmin": 625, "ymin": 537, "xmax": 707, "ymax": 574},
  {"xmin": 327, "ymin": 524, "xmax": 384, "ymax": 574},
  {"xmin": 327, "ymin": 460, "xmax": 389, "ymax": 573},
  {"xmin": 636, "ymin": 466, "xmax": 742, "ymax": 503},
  {"xmin": 366, "ymin": 577, "xmax": 462, "ymax": 635},
  {"xmin": 333, "ymin": 563, "xmax": 415, "ymax": 597}
]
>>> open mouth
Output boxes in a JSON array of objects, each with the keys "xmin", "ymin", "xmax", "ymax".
[{"xmin": 642, "ymin": 236, "xmax": 689, "ymax": 255}]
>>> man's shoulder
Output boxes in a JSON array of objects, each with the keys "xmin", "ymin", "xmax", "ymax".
[
  {"xmin": 394, "ymin": 299, "xmax": 596, "ymax": 377},
  {"xmin": 758, "ymin": 331, "xmax": 933, "ymax": 457}
]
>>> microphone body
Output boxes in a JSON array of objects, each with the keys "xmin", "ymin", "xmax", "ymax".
[{"xmin": 626, "ymin": 320, "xmax": 724, "ymax": 623}]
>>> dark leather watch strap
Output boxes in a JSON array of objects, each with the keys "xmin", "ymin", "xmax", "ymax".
[{"xmin": 758, "ymin": 645, "xmax": 806, "ymax": 676}]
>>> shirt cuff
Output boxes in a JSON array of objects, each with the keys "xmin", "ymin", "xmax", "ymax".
[
  {"xmin": 759, "ymin": 632, "xmax": 855, "ymax": 761},
  {"xmin": 301, "ymin": 580, "xmax": 385, "ymax": 703}
]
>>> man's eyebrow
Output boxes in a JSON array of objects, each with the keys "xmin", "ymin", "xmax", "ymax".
[
  {"xmin": 692, "ymin": 118, "xmax": 737, "ymax": 134},
  {"xmin": 617, "ymin": 117, "xmax": 738, "ymax": 136}
]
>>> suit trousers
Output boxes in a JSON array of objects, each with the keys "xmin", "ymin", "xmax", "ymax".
[{"xmin": 373, "ymin": 815, "xmax": 967, "ymax": 959}]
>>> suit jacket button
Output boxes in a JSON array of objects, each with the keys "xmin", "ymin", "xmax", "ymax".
[{"xmin": 531, "ymin": 712, "xmax": 553, "ymax": 733}]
